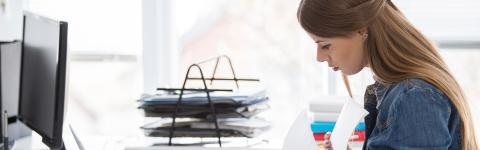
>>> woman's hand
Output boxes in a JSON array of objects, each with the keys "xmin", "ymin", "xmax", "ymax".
[
  {"xmin": 322, "ymin": 132, "xmax": 353, "ymax": 150},
  {"xmin": 323, "ymin": 132, "xmax": 333, "ymax": 150}
]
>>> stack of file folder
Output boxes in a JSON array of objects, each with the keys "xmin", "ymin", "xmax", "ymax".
[
  {"xmin": 137, "ymin": 55, "xmax": 272, "ymax": 146},
  {"xmin": 309, "ymin": 96, "xmax": 366, "ymax": 142},
  {"xmin": 310, "ymin": 122, "xmax": 365, "ymax": 141},
  {"xmin": 141, "ymin": 117, "xmax": 271, "ymax": 138},
  {"xmin": 138, "ymin": 88, "xmax": 271, "ymax": 138}
]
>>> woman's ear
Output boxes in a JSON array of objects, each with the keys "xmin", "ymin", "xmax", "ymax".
[
  {"xmin": 357, "ymin": 27, "xmax": 368, "ymax": 36},
  {"xmin": 355, "ymin": 27, "xmax": 369, "ymax": 41}
]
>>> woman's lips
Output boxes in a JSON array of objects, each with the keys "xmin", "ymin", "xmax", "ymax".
[{"xmin": 333, "ymin": 67, "xmax": 339, "ymax": 71}]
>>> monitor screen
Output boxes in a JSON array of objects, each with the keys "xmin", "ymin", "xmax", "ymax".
[
  {"xmin": 0, "ymin": 43, "xmax": 2, "ymax": 143},
  {"xmin": 18, "ymin": 12, "xmax": 68, "ymax": 149}
]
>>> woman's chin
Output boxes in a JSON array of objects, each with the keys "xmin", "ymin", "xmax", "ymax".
[
  {"xmin": 341, "ymin": 70, "xmax": 351, "ymax": 75},
  {"xmin": 342, "ymin": 68, "xmax": 363, "ymax": 76}
]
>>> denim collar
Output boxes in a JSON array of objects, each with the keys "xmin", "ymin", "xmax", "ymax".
[{"xmin": 371, "ymin": 81, "xmax": 390, "ymax": 109}]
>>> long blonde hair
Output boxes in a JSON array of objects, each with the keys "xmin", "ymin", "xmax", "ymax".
[{"xmin": 297, "ymin": 0, "xmax": 478, "ymax": 149}]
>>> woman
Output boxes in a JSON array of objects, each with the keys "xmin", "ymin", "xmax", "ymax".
[{"xmin": 296, "ymin": 0, "xmax": 478, "ymax": 149}]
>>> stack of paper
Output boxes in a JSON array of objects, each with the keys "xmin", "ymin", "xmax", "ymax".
[
  {"xmin": 330, "ymin": 97, "xmax": 368, "ymax": 150},
  {"xmin": 141, "ymin": 117, "xmax": 270, "ymax": 138},
  {"xmin": 283, "ymin": 97, "xmax": 368, "ymax": 150},
  {"xmin": 137, "ymin": 88, "xmax": 271, "ymax": 138},
  {"xmin": 308, "ymin": 96, "xmax": 366, "ymax": 143}
]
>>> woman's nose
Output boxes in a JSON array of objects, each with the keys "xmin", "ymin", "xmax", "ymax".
[{"xmin": 316, "ymin": 50, "xmax": 329, "ymax": 62}]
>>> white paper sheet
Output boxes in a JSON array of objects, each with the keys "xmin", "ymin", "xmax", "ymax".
[
  {"xmin": 282, "ymin": 109, "xmax": 319, "ymax": 150},
  {"xmin": 331, "ymin": 97, "xmax": 368, "ymax": 150}
]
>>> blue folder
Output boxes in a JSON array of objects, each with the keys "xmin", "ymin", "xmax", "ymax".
[{"xmin": 311, "ymin": 122, "xmax": 365, "ymax": 133}]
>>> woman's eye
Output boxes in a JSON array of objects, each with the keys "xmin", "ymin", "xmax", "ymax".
[{"xmin": 321, "ymin": 44, "xmax": 331, "ymax": 50}]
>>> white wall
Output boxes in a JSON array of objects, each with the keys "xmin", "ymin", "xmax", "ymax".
[
  {"xmin": 142, "ymin": 0, "xmax": 179, "ymax": 94},
  {"xmin": 0, "ymin": 0, "xmax": 23, "ymax": 41}
]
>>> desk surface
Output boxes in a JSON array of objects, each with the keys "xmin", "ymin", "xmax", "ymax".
[
  {"xmin": 12, "ymin": 132, "xmax": 284, "ymax": 150},
  {"xmin": 125, "ymin": 147, "xmax": 278, "ymax": 150},
  {"xmin": 12, "ymin": 130, "xmax": 363, "ymax": 150},
  {"xmin": 13, "ymin": 134, "xmax": 363, "ymax": 150}
]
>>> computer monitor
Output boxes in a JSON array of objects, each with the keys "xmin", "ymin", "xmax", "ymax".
[
  {"xmin": 18, "ymin": 12, "xmax": 68, "ymax": 149},
  {"xmin": 1, "ymin": 41, "xmax": 32, "ymax": 146},
  {"xmin": 0, "ymin": 42, "xmax": 2, "ymax": 144}
]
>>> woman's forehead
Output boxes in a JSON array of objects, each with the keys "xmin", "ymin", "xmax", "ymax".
[{"xmin": 308, "ymin": 33, "xmax": 328, "ymax": 41}]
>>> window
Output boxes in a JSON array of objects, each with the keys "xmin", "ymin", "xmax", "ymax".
[
  {"xmin": 175, "ymin": 0, "xmax": 480, "ymax": 143},
  {"xmin": 27, "ymin": 0, "xmax": 144, "ymax": 137},
  {"xmin": 25, "ymin": 0, "xmax": 480, "ymax": 146}
]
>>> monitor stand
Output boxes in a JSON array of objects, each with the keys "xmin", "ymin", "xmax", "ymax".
[
  {"xmin": 0, "ymin": 140, "xmax": 15, "ymax": 150},
  {"xmin": 1, "ymin": 110, "xmax": 15, "ymax": 150},
  {"xmin": 57, "ymin": 142, "xmax": 65, "ymax": 150},
  {"xmin": 0, "ymin": 122, "xmax": 81, "ymax": 150}
]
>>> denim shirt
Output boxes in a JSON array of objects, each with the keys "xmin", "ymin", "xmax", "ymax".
[{"xmin": 362, "ymin": 78, "xmax": 461, "ymax": 150}]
